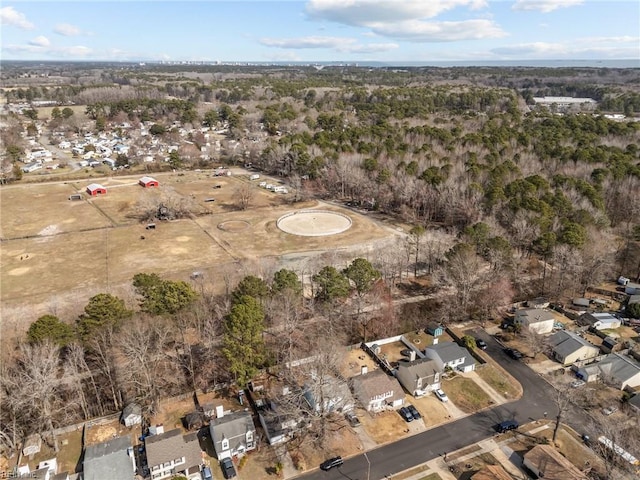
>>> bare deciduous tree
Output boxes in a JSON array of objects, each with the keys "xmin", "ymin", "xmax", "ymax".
[{"xmin": 234, "ymin": 182, "xmax": 255, "ymax": 210}]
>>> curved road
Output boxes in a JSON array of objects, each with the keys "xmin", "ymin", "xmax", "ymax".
[{"xmin": 296, "ymin": 329, "xmax": 593, "ymax": 480}]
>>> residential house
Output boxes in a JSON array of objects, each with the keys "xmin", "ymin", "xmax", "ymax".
[
  {"xmin": 470, "ymin": 464, "xmax": 514, "ymax": 480},
  {"xmin": 144, "ymin": 429, "xmax": 203, "ymax": 480},
  {"xmin": 576, "ymin": 353, "xmax": 640, "ymax": 390},
  {"xmin": 22, "ymin": 162, "xmax": 43, "ymax": 173},
  {"xmin": 625, "ymin": 283, "xmax": 640, "ymax": 295},
  {"xmin": 120, "ymin": 403, "xmax": 142, "ymax": 427},
  {"xmin": 302, "ymin": 374, "xmax": 354, "ymax": 414},
  {"xmin": 83, "ymin": 435, "xmax": 135, "ymax": 480},
  {"xmin": 523, "ymin": 445, "xmax": 587, "ymax": 480},
  {"xmin": 628, "ymin": 394, "xmax": 640, "ymax": 413},
  {"xmin": 395, "ymin": 357, "xmax": 442, "ymax": 396},
  {"xmin": 526, "ymin": 297, "xmax": 550, "ymax": 309},
  {"xmin": 424, "ymin": 342, "xmax": 476, "ymax": 373},
  {"xmin": 514, "ymin": 308, "xmax": 555, "ymax": 334},
  {"xmin": 548, "ymin": 331, "xmax": 600, "ymax": 366},
  {"xmin": 351, "ymin": 369, "xmax": 405, "ymax": 412},
  {"xmin": 209, "ymin": 410, "xmax": 257, "ymax": 460},
  {"xmin": 578, "ymin": 312, "xmax": 621, "ymax": 331}
]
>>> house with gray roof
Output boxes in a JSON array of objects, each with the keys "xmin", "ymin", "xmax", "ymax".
[
  {"xmin": 350, "ymin": 368, "xmax": 405, "ymax": 412},
  {"xmin": 548, "ymin": 330, "xmax": 600, "ymax": 366},
  {"xmin": 83, "ymin": 435, "xmax": 135, "ymax": 480},
  {"xmin": 395, "ymin": 357, "xmax": 442, "ymax": 396},
  {"xmin": 578, "ymin": 312, "xmax": 621, "ymax": 331},
  {"xmin": 120, "ymin": 403, "xmax": 142, "ymax": 427},
  {"xmin": 144, "ymin": 429, "xmax": 203, "ymax": 480},
  {"xmin": 515, "ymin": 308, "xmax": 555, "ymax": 334},
  {"xmin": 424, "ymin": 342, "xmax": 476, "ymax": 373},
  {"xmin": 576, "ymin": 353, "xmax": 640, "ymax": 390},
  {"xmin": 209, "ymin": 410, "xmax": 256, "ymax": 460}
]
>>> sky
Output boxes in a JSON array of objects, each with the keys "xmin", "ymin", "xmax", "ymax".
[{"xmin": 1, "ymin": 1, "xmax": 639, "ymax": 64}]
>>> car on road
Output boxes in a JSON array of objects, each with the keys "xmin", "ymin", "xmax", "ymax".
[
  {"xmin": 399, "ymin": 406, "xmax": 414, "ymax": 422},
  {"xmin": 320, "ymin": 456, "xmax": 343, "ymax": 471},
  {"xmin": 571, "ymin": 380, "xmax": 586, "ymax": 388},
  {"xmin": 407, "ymin": 404, "xmax": 421, "ymax": 419},
  {"xmin": 345, "ymin": 412, "xmax": 361, "ymax": 427},
  {"xmin": 220, "ymin": 458, "xmax": 236, "ymax": 479},
  {"xmin": 504, "ymin": 348, "xmax": 523, "ymax": 360},
  {"xmin": 476, "ymin": 339, "xmax": 487, "ymax": 350},
  {"xmin": 434, "ymin": 389, "xmax": 449, "ymax": 402},
  {"xmin": 496, "ymin": 420, "xmax": 519, "ymax": 433}
]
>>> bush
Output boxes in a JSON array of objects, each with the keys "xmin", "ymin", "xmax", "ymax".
[{"xmin": 238, "ymin": 456, "xmax": 248, "ymax": 470}]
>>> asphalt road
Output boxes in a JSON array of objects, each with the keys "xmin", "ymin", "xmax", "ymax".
[{"xmin": 295, "ymin": 328, "xmax": 591, "ymax": 480}]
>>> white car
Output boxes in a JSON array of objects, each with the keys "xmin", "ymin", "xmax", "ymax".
[
  {"xmin": 434, "ymin": 389, "xmax": 449, "ymax": 402},
  {"xmin": 571, "ymin": 380, "xmax": 586, "ymax": 388}
]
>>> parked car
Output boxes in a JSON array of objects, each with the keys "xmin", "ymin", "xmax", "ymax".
[
  {"xmin": 407, "ymin": 404, "xmax": 421, "ymax": 419},
  {"xmin": 476, "ymin": 339, "xmax": 488, "ymax": 350},
  {"xmin": 434, "ymin": 389, "xmax": 449, "ymax": 402},
  {"xmin": 345, "ymin": 412, "xmax": 361, "ymax": 427},
  {"xmin": 202, "ymin": 466, "xmax": 213, "ymax": 480},
  {"xmin": 496, "ymin": 420, "xmax": 519, "ymax": 433},
  {"xmin": 220, "ymin": 458, "xmax": 236, "ymax": 479},
  {"xmin": 398, "ymin": 406, "xmax": 414, "ymax": 422},
  {"xmin": 571, "ymin": 380, "xmax": 586, "ymax": 388},
  {"xmin": 320, "ymin": 456, "xmax": 343, "ymax": 471},
  {"xmin": 504, "ymin": 348, "xmax": 523, "ymax": 360},
  {"xmin": 400, "ymin": 348, "xmax": 413, "ymax": 357},
  {"xmin": 602, "ymin": 406, "xmax": 618, "ymax": 416}
]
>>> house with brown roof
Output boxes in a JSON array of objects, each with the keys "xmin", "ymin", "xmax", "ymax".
[
  {"xmin": 470, "ymin": 464, "xmax": 514, "ymax": 480},
  {"xmin": 350, "ymin": 368, "xmax": 404, "ymax": 412},
  {"xmin": 144, "ymin": 429, "xmax": 203, "ymax": 480},
  {"xmin": 523, "ymin": 445, "xmax": 587, "ymax": 480}
]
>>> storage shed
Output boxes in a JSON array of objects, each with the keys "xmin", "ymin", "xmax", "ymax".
[
  {"xmin": 139, "ymin": 176, "xmax": 159, "ymax": 188},
  {"xmin": 86, "ymin": 183, "xmax": 107, "ymax": 196}
]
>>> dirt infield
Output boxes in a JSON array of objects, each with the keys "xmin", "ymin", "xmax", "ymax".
[
  {"xmin": 277, "ymin": 210, "xmax": 352, "ymax": 236},
  {"xmin": 1, "ymin": 169, "xmax": 400, "ymax": 337}
]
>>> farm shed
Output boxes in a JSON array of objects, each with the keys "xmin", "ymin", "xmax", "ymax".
[
  {"xmin": 139, "ymin": 176, "xmax": 159, "ymax": 188},
  {"xmin": 86, "ymin": 183, "xmax": 107, "ymax": 196}
]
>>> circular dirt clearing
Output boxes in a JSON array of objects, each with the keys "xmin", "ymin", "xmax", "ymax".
[
  {"xmin": 218, "ymin": 220, "xmax": 250, "ymax": 232},
  {"xmin": 277, "ymin": 210, "xmax": 352, "ymax": 237}
]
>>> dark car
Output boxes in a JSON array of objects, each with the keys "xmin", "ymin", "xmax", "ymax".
[
  {"xmin": 504, "ymin": 348, "xmax": 523, "ymax": 360},
  {"xmin": 476, "ymin": 339, "xmax": 488, "ymax": 350},
  {"xmin": 345, "ymin": 412, "xmax": 361, "ymax": 427},
  {"xmin": 220, "ymin": 458, "xmax": 236, "ymax": 479},
  {"xmin": 320, "ymin": 456, "xmax": 343, "ymax": 471},
  {"xmin": 400, "ymin": 348, "xmax": 413, "ymax": 357},
  {"xmin": 496, "ymin": 420, "xmax": 519, "ymax": 433},
  {"xmin": 407, "ymin": 404, "xmax": 421, "ymax": 419},
  {"xmin": 399, "ymin": 406, "xmax": 414, "ymax": 422}
]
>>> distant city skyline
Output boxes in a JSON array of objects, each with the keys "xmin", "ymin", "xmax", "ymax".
[{"xmin": 1, "ymin": 1, "xmax": 639, "ymax": 65}]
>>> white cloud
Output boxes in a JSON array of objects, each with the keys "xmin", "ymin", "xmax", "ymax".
[
  {"xmin": 306, "ymin": 0, "xmax": 488, "ymax": 25},
  {"xmin": 512, "ymin": 0, "xmax": 583, "ymax": 13},
  {"xmin": 2, "ymin": 43, "xmax": 92, "ymax": 58},
  {"xmin": 491, "ymin": 41, "xmax": 639, "ymax": 59},
  {"xmin": 304, "ymin": 1, "xmax": 504, "ymax": 43},
  {"xmin": 260, "ymin": 36, "xmax": 355, "ymax": 49},
  {"xmin": 29, "ymin": 36, "xmax": 51, "ymax": 47},
  {"xmin": 259, "ymin": 35, "xmax": 398, "ymax": 54},
  {"xmin": 54, "ymin": 23, "xmax": 82, "ymax": 36},
  {"xmin": 0, "ymin": 6, "xmax": 35, "ymax": 30},
  {"xmin": 369, "ymin": 19, "xmax": 506, "ymax": 42}
]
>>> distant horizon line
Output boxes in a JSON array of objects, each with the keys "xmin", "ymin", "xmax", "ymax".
[{"xmin": 2, "ymin": 59, "xmax": 639, "ymax": 68}]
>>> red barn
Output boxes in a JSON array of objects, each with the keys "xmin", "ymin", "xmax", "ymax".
[
  {"xmin": 139, "ymin": 176, "xmax": 159, "ymax": 188},
  {"xmin": 86, "ymin": 183, "xmax": 107, "ymax": 196}
]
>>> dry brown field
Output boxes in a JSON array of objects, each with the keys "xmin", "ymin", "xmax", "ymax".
[{"xmin": 1, "ymin": 169, "xmax": 399, "ymax": 337}]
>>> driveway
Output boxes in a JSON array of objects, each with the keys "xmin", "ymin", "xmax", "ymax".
[{"xmin": 292, "ymin": 327, "xmax": 596, "ymax": 480}]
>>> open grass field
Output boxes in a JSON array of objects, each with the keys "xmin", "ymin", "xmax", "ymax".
[{"xmin": 1, "ymin": 169, "xmax": 399, "ymax": 337}]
